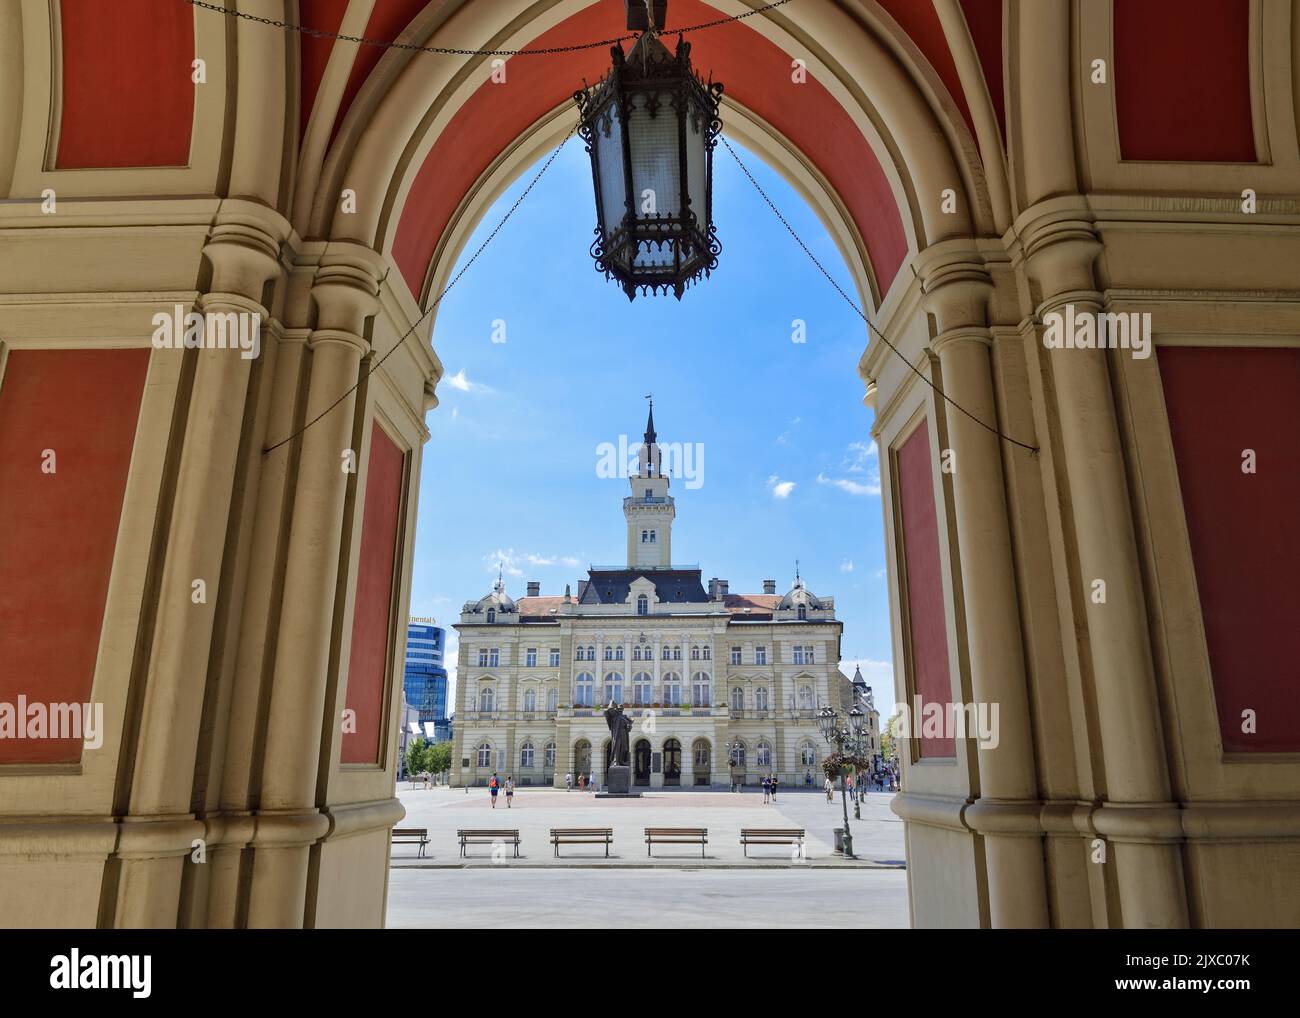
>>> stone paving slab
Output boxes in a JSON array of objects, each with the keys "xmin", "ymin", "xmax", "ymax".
[{"xmin": 392, "ymin": 786, "xmax": 905, "ymax": 868}]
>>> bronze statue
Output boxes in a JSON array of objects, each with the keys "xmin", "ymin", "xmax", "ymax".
[{"xmin": 604, "ymin": 700, "xmax": 632, "ymax": 767}]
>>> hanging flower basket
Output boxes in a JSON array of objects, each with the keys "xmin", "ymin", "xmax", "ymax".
[{"xmin": 822, "ymin": 752, "xmax": 872, "ymax": 781}]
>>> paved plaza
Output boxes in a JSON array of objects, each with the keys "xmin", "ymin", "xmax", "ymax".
[
  {"xmin": 390, "ymin": 785, "xmax": 906, "ymax": 867},
  {"xmin": 386, "ymin": 867, "xmax": 910, "ymax": 928}
]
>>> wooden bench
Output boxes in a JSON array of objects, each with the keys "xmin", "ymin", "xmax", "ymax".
[
  {"xmin": 391, "ymin": 827, "xmax": 430, "ymax": 858},
  {"xmin": 550, "ymin": 827, "xmax": 614, "ymax": 858},
  {"xmin": 739, "ymin": 827, "xmax": 805, "ymax": 857},
  {"xmin": 645, "ymin": 827, "xmax": 708, "ymax": 858},
  {"xmin": 457, "ymin": 829, "xmax": 521, "ymax": 859}
]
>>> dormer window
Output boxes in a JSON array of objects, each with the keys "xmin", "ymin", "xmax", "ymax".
[
  {"xmin": 645, "ymin": 488, "xmax": 652, "ymax": 498},
  {"xmin": 637, "ymin": 594, "xmax": 648, "ymax": 616},
  {"xmin": 797, "ymin": 605, "xmax": 807, "ymax": 620},
  {"xmin": 487, "ymin": 608, "xmax": 496, "ymax": 624}
]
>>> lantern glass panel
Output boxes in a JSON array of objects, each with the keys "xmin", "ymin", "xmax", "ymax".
[
  {"xmin": 595, "ymin": 104, "xmax": 627, "ymax": 242},
  {"xmin": 628, "ymin": 91, "xmax": 682, "ymax": 219},
  {"xmin": 685, "ymin": 103, "xmax": 706, "ymax": 224}
]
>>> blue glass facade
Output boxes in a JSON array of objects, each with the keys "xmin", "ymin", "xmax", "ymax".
[{"xmin": 404, "ymin": 620, "xmax": 449, "ymax": 737}]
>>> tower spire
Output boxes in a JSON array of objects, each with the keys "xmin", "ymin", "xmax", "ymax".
[{"xmin": 643, "ymin": 393, "xmax": 656, "ymax": 445}]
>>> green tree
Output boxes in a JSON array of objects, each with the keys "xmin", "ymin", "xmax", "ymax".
[
  {"xmin": 880, "ymin": 712, "xmax": 901, "ymax": 764},
  {"xmin": 405, "ymin": 738, "xmax": 431, "ymax": 777},
  {"xmin": 428, "ymin": 740, "xmax": 452, "ymax": 775}
]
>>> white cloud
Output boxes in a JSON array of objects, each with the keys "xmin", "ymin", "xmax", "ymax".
[
  {"xmin": 443, "ymin": 368, "xmax": 493, "ymax": 394},
  {"xmin": 483, "ymin": 548, "xmax": 582, "ymax": 579},
  {"xmin": 840, "ymin": 559, "xmax": 854, "ymax": 573},
  {"xmin": 817, "ymin": 471, "xmax": 880, "ymax": 497},
  {"xmin": 844, "ymin": 440, "xmax": 878, "ymax": 472},
  {"xmin": 767, "ymin": 474, "xmax": 796, "ymax": 499}
]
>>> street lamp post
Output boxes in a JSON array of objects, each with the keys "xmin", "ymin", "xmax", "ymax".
[
  {"xmin": 727, "ymin": 739, "xmax": 743, "ymax": 793},
  {"xmin": 819, "ymin": 705, "xmax": 868, "ymax": 858}
]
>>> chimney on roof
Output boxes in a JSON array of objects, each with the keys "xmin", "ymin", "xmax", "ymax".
[
  {"xmin": 526, "ymin": 581, "xmax": 540, "ymax": 597},
  {"xmin": 763, "ymin": 579, "xmax": 776, "ymax": 595},
  {"xmin": 708, "ymin": 577, "xmax": 721, "ymax": 600},
  {"xmin": 719, "ymin": 580, "xmax": 729, "ymax": 596}
]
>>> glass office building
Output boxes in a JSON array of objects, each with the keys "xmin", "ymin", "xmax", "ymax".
[{"xmin": 404, "ymin": 618, "xmax": 449, "ymax": 740}]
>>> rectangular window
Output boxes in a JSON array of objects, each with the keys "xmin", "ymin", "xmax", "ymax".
[
  {"xmin": 549, "ymin": 648, "xmax": 560, "ymax": 667},
  {"xmin": 526, "ymin": 648, "xmax": 537, "ymax": 667},
  {"xmin": 489, "ymin": 648, "xmax": 499, "ymax": 667},
  {"xmin": 793, "ymin": 646, "xmax": 805, "ymax": 665},
  {"xmin": 477, "ymin": 649, "xmax": 488, "ymax": 667},
  {"xmin": 755, "ymin": 646, "xmax": 767, "ymax": 665},
  {"xmin": 730, "ymin": 647, "xmax": 741, "ymax": 665}
]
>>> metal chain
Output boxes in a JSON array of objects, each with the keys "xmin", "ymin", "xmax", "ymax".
[
  {"xmin": 718, "ymin": 135, "xmax": 1040, "ymax": 455},
  {"xmin": 186, "ymin": 0, "xmax": 794, "ymax": 58},
  {"xmin": 264, "ymin": 124, "xmax": 579, "ymax": 454}
]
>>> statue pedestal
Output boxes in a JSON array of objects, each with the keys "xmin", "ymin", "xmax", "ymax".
[{"xmin": 595, "ymin": 765, "xmax": 640, "ymax": 798}]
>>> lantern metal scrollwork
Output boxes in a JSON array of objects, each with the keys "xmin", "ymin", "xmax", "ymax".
[{"xmin": 574, "ymin": 3, "xmax": 724, "ymax": 300}]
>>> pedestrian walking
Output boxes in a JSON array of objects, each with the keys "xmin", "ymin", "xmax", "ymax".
[
  {"xmin": 761, "ymin": 775, "xmax": 770, "ymax": 804},
  {"xmin": 589, "ymin": 770, "xmax": 596, "ymax": 792},
  {"xmin": 504, "ymin": 775, "xmax": 515, "ymax": 808},
  {"xmin": 565, "ymin": 771, "xmax": 572, "ymax": 792},
  {"xmin": 824, "ymin": 775, "xmax": 834, "ymax": 803},
  {"xmin": 578, "ymin": 772, "xmax": 585, "ymax": 791},
  {"xmin": 770, "ymin": 774, "xmax": 778, "ymax": 801},
  {"xmin": 488, "ymin": 772, "xmax": 500, "ymax": 808}
]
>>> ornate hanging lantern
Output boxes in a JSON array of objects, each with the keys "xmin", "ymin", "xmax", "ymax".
[{"xmin": 574, "ymin": 1, "xmax": 724, "ymax": 300}]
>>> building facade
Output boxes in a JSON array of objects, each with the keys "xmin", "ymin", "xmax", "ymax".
[
  {"xmin": 403, "ymin": 618, "xmax": 450, "ymax": 741},
  {"xmin": 451, "ymin": 409, "xmax": 843, "ymax": 789},
  {"xmin": 838, "ymin": 664, "xmax": 882, "ymax": 773}
]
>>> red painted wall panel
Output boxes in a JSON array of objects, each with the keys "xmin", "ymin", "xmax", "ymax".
[
  {"xmin": 299, "ymin": 0, "xmax": 351, "ymax": 143},
  {"xmin": 1159, "ymin": 347, "xmax": 1300, "ymax": 753},
  {"xmin": 1114, "ymin": 0, "xmax": 1255, "ymax": 162},
  {"xmin": 392, "ymin": 0, "xmax": 908, "ymax": 304},
  {"xmin": 0, "ymin": 349, "xmax": 150, "ymax": 764},
  {"xmin": 341, "ymin": 422, "xmax": 406, "ymax": 764},
  {"xmin": 57, "ymin": 0, "xmax": 195, "ymax": 168},
  {"xmin": 896, "ymin": 419, "xmax": 955, "ymax": 758}
]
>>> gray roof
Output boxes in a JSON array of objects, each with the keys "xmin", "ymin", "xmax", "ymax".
[{"xmin": 578, "ymin": 568, "xmax": 709, "ymax": 605}]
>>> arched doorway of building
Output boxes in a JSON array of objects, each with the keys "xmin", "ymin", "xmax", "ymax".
[
  {"xmin": 692, "ymin": 739, "xmax": 711, "ymax": 787},
  {"xmin": 662, "ymin": 739, "xmax": 682, "ymax": 786},
  {"xmin": 573, "ymin": 739, "xmax": 591, "ymax": 782},
  {"xmin": 633, "ymin": 739, "xmax": 651, "ymax": 786}
]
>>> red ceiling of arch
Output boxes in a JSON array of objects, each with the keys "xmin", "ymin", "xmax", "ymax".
[{"xmin": 389, "ymin": 0, "xmax": 911, "ymax": 304}]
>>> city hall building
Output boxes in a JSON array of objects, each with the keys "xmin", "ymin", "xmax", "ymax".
[{"xmin": 451, "ymin": 409, "xmax": 843, "ymax": 789}]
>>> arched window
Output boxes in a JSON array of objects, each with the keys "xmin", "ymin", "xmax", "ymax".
[
  {"xmin": 672, "ymin": 646, "xmax": 682, "ymax": 660},
  {"xmin": 633, "ymin": 645, "xmax": 642, "ymax": 661},
  {"xmin": 547, "ymin": 687, "xmax": 558, "ymax": 712},
  {"xmin": 756, "ymin": 687, "xmax": 769, "ymax": 711},
  {"xmin": 545, "ymin": 741, "xmax": 556, "ymax": 768},
  {"xmin": 732, "ymin": 742, "xmax": 746, "ymax": 768},
  {"xmin": 702, "ymin": 645, "xmax": 710, "ymax": 660},
  {"xmin": 520, "ymin": 741, "xmax": 535, "ymax": 768},
  {"xmin": 487, "ymin": 608, "xmax": 496, "ymax": 623},
  {"xmin": 756, "ymin": 742, "xmax": 772, "ymax": 768},
  {"xmin": 641, "ymin": 530, "xmax": 648, "ymax": 543},
  {"xmin": 800, "ymin": 743, "xmax": 816, "ymax": 766},
  {"xmin": 637, "ymin": 594, "xmax": 648, "ymax": 616},
  {"xmin": 649, "ymin": 530, "xmax": 657, "ymax": 542},
  {"xmin": 798, "ymin": 685, "xmax": 814, "ymax": 710},
  {"xmin": 662, "ymin": 672, "xmax": 681, "ymax": 706},
  {"xmin": 662, "ymin": 645, "xmax": 671, "ymax": 660},
  {"xmin": 575, "ymin": 645, "xmax": 584, "ymax": 661},
  {"xmin": 523, "ymin": 688, "xmax": 537, "ymax": 712},
  {"xmin": 604, "ymin": 646, "xmax": 613, "ymax": 661},
  {"xmin": 730, "ymin": 686, "xmax": 744, "ymax": 712},
  {"xmin": 691, "ymin": 646, "xmax": 700, "ymax": 660},
  {"xmin": 575, "ymin": 673, "xmax": 594, "ymax": 707},
  {"xmin": 604, "ymin": 674, "xmax": 623, "ymax": 704},
  {"xmin": 614, "ymin": 646, "xmax": 624, "ymax": 661},
  {"xmin": 692, "ymin": 672, "xmax": 711, "ymax": 707},
  {"xmin": 586, "ymin": 645, "xmax": 596, "ymax": 661},
  {"xmin": 633, "ymin": 672, "xmax": 652, "ymax": 705},
  {"xmin": 476, "ymin": 741, "xmax": 491, "ymax": 767},
  {"xmin": 478, "ymin": 686, "xmax": 495, "ymax": 712}
]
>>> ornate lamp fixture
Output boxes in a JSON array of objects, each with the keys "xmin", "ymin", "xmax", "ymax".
[{"xmin": 574, "ymin": 1, "xmax": 724, "ymax": 300}]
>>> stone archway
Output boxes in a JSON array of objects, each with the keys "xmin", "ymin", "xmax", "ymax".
[{"xmin": 1, "ymin": 0, "xmax": 1298, "ymax": 931}]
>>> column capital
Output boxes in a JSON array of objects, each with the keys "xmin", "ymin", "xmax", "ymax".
[
  {"xmin": 913, "ymin": 241, "xmax": 994, "ymax": 333},
  {"xmin": 1020, "ymin": 213, "xmax": 1102, "ymax": 299},
  {"xmin": 931, "ymin": 327, "xmax": 993, "ymax": 357},
  {"xmin": 312, "ymin": 241, "xmax": 385, "ymax": 334}
]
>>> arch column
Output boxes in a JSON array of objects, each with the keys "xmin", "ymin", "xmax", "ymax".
[
  {"xmin": 1023, "ymin": 223, "xmax": 1187, "ymax": 928},
  {"xmin": 245, "ymin": 244, "xmax": 381, "ymax": 928},
  {"xmin": 921, "ymin": 253, "xmax": 1049, "ymax": 928}
]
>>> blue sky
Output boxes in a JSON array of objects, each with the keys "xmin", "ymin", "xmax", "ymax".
[{"xmin": 407, "ymin": 135, "xmax": 896, "ymax": 713}]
